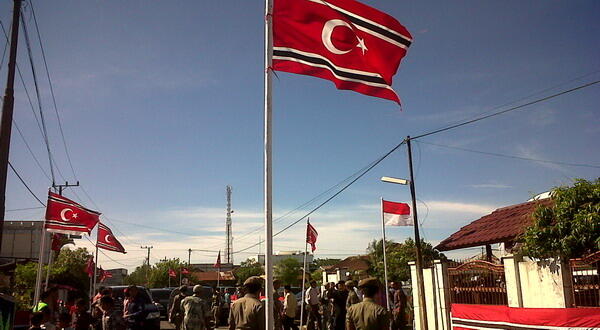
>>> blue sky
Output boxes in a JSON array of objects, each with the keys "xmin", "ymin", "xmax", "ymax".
[{"xmin": 1, "ymin": 1, "xmax": 599, "ymax": 270}]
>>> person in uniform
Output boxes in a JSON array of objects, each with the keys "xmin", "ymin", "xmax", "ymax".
[
  {"xmin": 228, "ymin": 276, "xmax": 265, "ymax": 330},
  {"xmin": 273, "ymin": 279, "xmax": 283, "ymax": 330},
  {"xmin": 181, "ymin": 285, "xmax": 210, "ymax": 330},
  {"xmin": 328, "ymin": 281, "xmax": 348, "ymax": 330},
  {"xmin": 345, "ymin": 280, "xmax": 360, "ymax": 309},
  {"xmin": 170, "ymin": 286, "xmax": 188, "ymax": 330},
  {"xmin": 320, "ymin": 283, "xmax": 334, "ymax": 330},
  {"xmin": 346, "ymin": 278, "xmax": 390, "ymax": 330}
]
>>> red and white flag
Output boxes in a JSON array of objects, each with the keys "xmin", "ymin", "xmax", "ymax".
[
  {"xmin": 273, "ymin": 0, "xmax": 412, "ymax": 103},
  {"xmin": 214, "ymin": 251, "xmax": 221, "ymax": 269},
  {"xmin": 51, "ymin": 233, "xmax": 74, "ymax": 251},
  {"xmin": 85, "ymin": 256, "xmax": 95, "ymax": 278},
  {"xmin": 45, "ymin": 191, "xmax": 100, "ymax": 235},
  {"xmin": 306, "ymin": 221, "xmax": 318, "ymax": 252},
  {"xmin": 382, "ymin": 199, "xmax": 412, "ymax": 226},
  {"xmin": 97, "ymin": 223, "xmax": 126, "ymax": 254},
  {"xmin": 181, "ymin": 267, "xmax": 190, "ymax": 275},
  {"xmin": 99, "ymin": 268, "xmax": 113, "ymax": 282},
  {"xmin": 168, "ymin": 268, "xmax": 177, "ymax": 278}
]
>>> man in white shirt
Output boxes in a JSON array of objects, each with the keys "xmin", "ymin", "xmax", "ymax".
[
  {"xmin": 283, "ymin": 285, "xmax": 298, "ymax": 330},
  {"xmin": 305, "ymin": 280, "xmax": 321, "ymax": 330}
]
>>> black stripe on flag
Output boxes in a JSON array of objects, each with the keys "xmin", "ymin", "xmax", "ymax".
[
  {"xmin": 273, "ymin": 49, "xmax": 387, "ymax": 85},
  {"xmin": 342, "ymin": 14, "xmax": 411, "ymax": 48}
]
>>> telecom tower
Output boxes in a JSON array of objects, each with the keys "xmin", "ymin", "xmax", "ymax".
[{"xmin": 225, "ymin": 185, "xmax": 233, "ymax": 264}]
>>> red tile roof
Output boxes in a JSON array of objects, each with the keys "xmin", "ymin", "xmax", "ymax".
[
  {"xmin": 327, "ymin": 256, "xmax": 370, "ymax": 272},
  {"xmin": 436, "ymin": 198, "xmax": 553, "ymax": 251},
  {"xmin": 191, "ymin": 270, "xmax": 236, "ymax": 281}
]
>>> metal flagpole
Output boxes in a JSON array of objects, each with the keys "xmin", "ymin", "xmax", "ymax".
[
  {"xmin": 406, "ymin": 136, "xmax": 428, "ymax": 330},
  {"xmin": 44, "ymin": 250, "xmax": 54, "ymax": 290},
  {"xmin": 33, "ymin": 224, "xmax": 47, "ymax": 306},
  {"xmin": 179, "ymin": 267, "xmax": 182, "ymax": 287},
  {"xmin": 93, "ymin": 241, "xmax": 99, "ymax": 298},
  {"xmin": 300, "ymin": 219, "xmax": 309, "ymax": 329},
  {"xmin": 264, "ymin": 0, "xmax": 274, "ymax": 328},
  {"xmin": 217, "ymin": 267, "xmax": 221, "ymax": 289},
  {"xmin": 380, "ymin": 198, "xmax": 391, "ymax": 311}
]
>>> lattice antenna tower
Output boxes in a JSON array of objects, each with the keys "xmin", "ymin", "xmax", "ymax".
[{"xmin": 225, "ymin": 185, "xmax": 233, "ymax": 264}]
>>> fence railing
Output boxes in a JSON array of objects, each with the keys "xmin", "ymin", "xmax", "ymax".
[
  {"xmin": 570, "ymin": 251, "xmax": 600, "ymax": 307},
  {"xmin": 448, "ymin": 260, "xmax": 507, "ymax": 306}
]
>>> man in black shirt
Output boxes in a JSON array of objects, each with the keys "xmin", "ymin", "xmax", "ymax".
[{"xmin": 327, "ymin": 281, "xmax": 348, "ymax": 330}]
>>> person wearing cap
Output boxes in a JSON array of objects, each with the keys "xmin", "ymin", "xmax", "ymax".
[
  {"xmin": 170, "ymin": 286, "xmax": 188, "ymax": 330},
  {"xmin": 345, "ymin": 280, "xmax": 360, "ymax": 309},
  {"xmin": 181, "ymin": 285, "xmax": 210, "ymax": 330},
  {"xmin": 346, "ymin": 278, "xmax": 390, "ymax": 330},
  {"xmin": 228, "ymin": 276, "xmax": 265, "ymax": 330}
]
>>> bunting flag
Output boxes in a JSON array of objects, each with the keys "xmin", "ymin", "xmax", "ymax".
[
  {"xmin": 168, "ymin": 268, "xmax": 177, "ymax": 278},
  {"xmin": 273, "ymin": 0, "xmax": 412, "ymax": 103},
  {"xmin": 51, "ymin": 233, "xmax": 74, "ymax": 251},
  {"xmin": 181, "ymin": 267, "xmax": 190, "ymax": 275},
  {"xmin": 97, "ymin": 223, "xmax": 126, "ymax": 254},
  {"xmin": 382, "ymin": 199, "xmax": 413, "ymax": 226},
  {"xmin": 45, "ymin": 191, "xmax": 101, "ymax": 235},
  {"xmin": 306, "ymin": 222, "xmax": 318, "ymax": 252},
  {"xmin": 214, "ymin": 251, "xmax": 221, "ymax": 269},
  {"xmin": 85, "ymin": 256, "xmax": 95, "ymax": 278}
]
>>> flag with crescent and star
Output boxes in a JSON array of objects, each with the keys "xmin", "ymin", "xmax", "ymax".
[
  {"xmin": 45, "ymin": 191, "xmax": 101, "ymax": 235},
  {"xmin": 273, "ymin": 0, "xmax": 412, "ymax": 103},
  {"xmin": 97, "ymin": 223, "xmax": 127, "ymax": 253}
]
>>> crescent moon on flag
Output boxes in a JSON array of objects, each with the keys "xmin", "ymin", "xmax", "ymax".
[
  {"xmin": 322, "ymin": 19, "xmax": 354, "ymax": 55},
  {"xmin": 60, "ymin": 208, "xmax": 73, "ymax": 221},
  {"xmin": 105, "ymin": 234, "xmax": 112, "ymax": 243}
]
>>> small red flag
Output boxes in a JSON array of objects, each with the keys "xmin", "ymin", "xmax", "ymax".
[
  {"xmin": 51, "ymin": 233, "xmax": 74, "ymax": 251},
  {"xmin": 181, "ymin": 267, "xmax": 190, "ymax": 275},
  {"xmin": 168, "ymin": 269, "xmax": 177, "ymax": 278},
  {"xmin": 306, "ymin": 222, "xmax": 318, "ymax": 252},
  {"xmin": 214, "ymin": 251, "xmax": 221, "ymax": 269},
  {"xmin": 85, "ymin": 256, "xmax": 95, "ymax": 278},
  {"xmin": 273, "ymin": 0, "xmax": 412, "ymax": 103},
  {"xmin": 45, "ymin": 191, "xmax": 100, "ymax": 235},
  {"xmin": 99, "ymin": 268, "xmax": 112, "ymax": 282},
  {"xmin": 97, "ymin": 223, "xmax": 126, "ymax": 254}
]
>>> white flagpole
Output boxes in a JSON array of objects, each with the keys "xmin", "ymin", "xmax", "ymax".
[
  {"xmin": 381, "ymin": 198, "xmax": 391, "ymax": 311},
  {"xmin": 264, "ymin": 0, "xmax": 274, "ymax": 328},
  {"xmin": 33, "ymin": 224, "xmax": 48, "ymax": 306},
  {"xmin": 93, "ymin": 239, "xmax": 99, "ymax": 298},
  {"xmin": 300, "ymin": 219, "xmax": 309, "ymax": 329},
  {"xmin": 44, "ymin": 249, "xmax": 54, "ymax": 290}
]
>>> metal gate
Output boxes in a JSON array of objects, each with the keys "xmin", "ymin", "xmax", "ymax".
[
  {"xmin": 570, "ymin": 251, "xmax": 600, "ymax": 307},
  {"xmin": 448, "ymin": 260, "xmax": 507, "ymax": 305}
]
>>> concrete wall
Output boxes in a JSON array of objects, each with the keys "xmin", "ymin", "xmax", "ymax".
[
  {"xmin": 410, "ymin": 260, "xmax": 451, "ymax": 330},
  {"xmin": 517, "ymin": 258, "xmax": 573, "ymax": 308},
  {"xmin": 1, "ymin": 221, "xmax": 51, "ymax": 263}
]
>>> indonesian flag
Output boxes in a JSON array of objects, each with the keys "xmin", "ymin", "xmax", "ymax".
[
  {"xmin": 382, "ymin": 199, "xmax": 412, "ymax": 226},
  {"xmin": 85, "ymin": 256, "xmax": 95, "ymax": 278},
  {"xmin": 306, "ymin": 221, "xmax": 318, "ymax": 252},
  {"xmin": 273, "ymin": 0, "xmax": 412, "ymax": 103},
  {"xmin": 45, "ymin": 191, "xmax": 100, "ymax": 235},
  {"xmin": 214, "ymin": 251, "xmax": 221, "ymax": 269},
  {"xmin": 97, "ymin": 223, "xmax": 126, "ymax": 254},
  {"xmin": 168, "ymin": 268, "xmax": 177, "ymax": 278},
  {"xmin": 181, "ymin": 267, "xmax": 190, "ymax": 275}
]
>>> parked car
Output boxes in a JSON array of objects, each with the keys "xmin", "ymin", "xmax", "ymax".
[
  {"xmin": 108, "ymin": 285, "xmax": 161, "ymax": 330},
  {"xmin": 150, "ymin": 287, "xmax": 175, "ymax": 320}
]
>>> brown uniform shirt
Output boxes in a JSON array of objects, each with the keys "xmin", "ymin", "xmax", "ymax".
[
  {"xmin": 346, "ymin": 297, "xmax": 390, "ymax": 330},
  {"xmin": 346, "ymin": 289, "xmax": 361, "ymax": 308},
  {"xmin": 228, "ymin": 293, "xmax": 265, "ymax": 330}
]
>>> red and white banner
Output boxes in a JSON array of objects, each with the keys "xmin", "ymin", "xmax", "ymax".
[
  {"xmin": 452, "ymin": 304, "xmax": 600, "ymax": 329},
  {"xmin": 273, "ymin": 0, "xmax": 412, "ymax": 103},
  {"xmin": 51, "ymin": 233, "xmax": 74, "ymax": 251},
  {"xmin": 168, "ymin": 269, "xmax": 177, "ymax": 278},
  {"xmin": 45, "ymin": 191, "xmax": 100, "ymax": 235},
  {"xmin": 382, "ymin": 199, "xmax": 412, "ymax": 226},
  {"xmin": 97, "ymin": 223, "xmax": 126, "ymax": 254},
  {"xmin": 99, "ymin": 268, "xmax": 113, "ymax": 282},
  {"xmin": 306, "ymin": 221, "xmax": 318, "ymax": 252},
  {"xmin": 181, "ymin": 267, "xmax": 190, "ymax": 275}
]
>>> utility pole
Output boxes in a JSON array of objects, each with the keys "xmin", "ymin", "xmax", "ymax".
[
  {"xmin": 188, "ymin": 248, "xmax": 192, "ymax": 266},
  {"xmin": 0, "ymin": 0, "xmax": 23, "ymax": 255},
  {"xmin": 406, "ymin": 136, "xmax": 428, "ymax": 330},
  {"xmin": 140, "ymin": 246, "xmax": 153, "ymax": 286},
  {"xmin": 225, "ymin": 185, "xmax": 233, "ymax": 265},
  {"xmin": 54, "ymin": 181, "xmax": 80, "ymax": 195}
]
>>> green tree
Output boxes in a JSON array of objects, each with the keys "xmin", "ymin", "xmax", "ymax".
[
  {"xmin": 274, "ymin": 258, "xmax": 302, "ymax": 286},
  {"xmin": 521, "ymin": 178, "xmax": 600, "ymax": 259},
  {"xmin": 126, "ymin": 259, "xmax": 188, "ymax": 288},
  {"xmin": 367, "ymin": 238, "xmax": 446, "ymax": 282},
  {"xmin": 233, "ymin": 258, "xmax": 263, "ymax": 285}
]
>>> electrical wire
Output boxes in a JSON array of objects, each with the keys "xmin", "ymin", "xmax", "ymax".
[
  {"xmin": 6, "ymin": 206, "xmax": 45, "ymax": 212},
  {"xmin": 417, "ymin": 140, "xmax": 600, "ymax": 169},
  {"xmin": 8, "ymin": 161, "xmax": 45, "ymax": 206}
]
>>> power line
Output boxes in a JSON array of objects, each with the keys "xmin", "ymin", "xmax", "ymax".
[
  {"xmin": 6, "ymin": 206, "xmax": 44, "ymax": 212},
  {"xmin": 412, "ymin": 80, "xmax": 600, "ymax": 140},
  {"xmin": 417, "ymin": 141, "xmax": 600, "ymax": 169},
  {"xmin": 8, "ymin": 161, "xmax": 45, "ymax": 206}
]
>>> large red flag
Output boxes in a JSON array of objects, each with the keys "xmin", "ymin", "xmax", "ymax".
[
  {"xmin": 45, "ymin": 191, "xmax": 100, "ymax": 235},
  {"xmin": 273, "ymin": 0, "xmax": 412, "ymax": 103},
  {"xmin": 306, "ymin": 221, "xmax": 318, "ymax": 252},
  {"xmin": 214, "ymin": 251, "xmax": 221, "ymax": 269},
  {"xmin": 382, "ymin": 199, "xmax": 412, "ymax": 226},
  {"xmin": 97, "ymin": 223, "xmax": 126, "ymax": 254}
]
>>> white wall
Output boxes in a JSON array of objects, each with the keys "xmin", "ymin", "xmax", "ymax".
[{"xmin": 517, "ymin": 259, "xmax": 572, "ymax": 308}]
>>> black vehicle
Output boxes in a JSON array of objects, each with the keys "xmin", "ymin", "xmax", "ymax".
[
  {"xmin": 150, "ymin": 287, "xmax": 175, "ymax": 320},
  {"xmin": 108, "ymin": 285, "xmax": 161, "ymax": 330}
]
